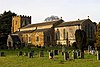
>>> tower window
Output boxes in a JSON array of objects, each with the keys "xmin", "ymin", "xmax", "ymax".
[
  {"xmin": 16, "ymin": 21, "xmax": 17, "ymax": 25},
  {"xmin": 36, "ymin": 36, "xmax": 39, "ymax": 41}
]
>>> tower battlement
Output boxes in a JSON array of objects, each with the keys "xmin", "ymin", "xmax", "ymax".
[
  {"xmin": 12, "ymin": 15, "xmax": 31, "ymax": 18},
  {"xmin": 12, "ymin": 15, "xmax": 31, "ymax": 33}
]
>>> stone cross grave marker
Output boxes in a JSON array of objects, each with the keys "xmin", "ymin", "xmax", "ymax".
[{"xmin": 76, "ymin": 50, "xmax": 80, "ymax": 57}]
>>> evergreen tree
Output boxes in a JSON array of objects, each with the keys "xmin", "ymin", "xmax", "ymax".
[
  {"xmin": 0, "ymin": 10, "xmax": 16, "ymax": 47},
  {"xmin": 75, "ymin": 29, "xmax": 87, "ymax": 50},
  {"xmin": 0, "ymin": 10, "xmax": 16, "ymax": 34}
]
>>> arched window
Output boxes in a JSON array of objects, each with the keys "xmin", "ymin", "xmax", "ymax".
[
  {"xmin": 26, "ymin": 34, "xmax": 28, "ymax": 43},
  {"xmin": 56, "ymin": 29, "xmax": 60, "ymax": 40},
  {"xmin": 63, "ymin": 29, "xmax": 66, "ymax": 40},
  {"xmin": 63, "ymin": 28, "xmax": 68, "ymax": 40}
]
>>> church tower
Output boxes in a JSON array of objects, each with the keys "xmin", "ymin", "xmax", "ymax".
[{"xmin": 11, "ymin": 15, "xmax": 31, "ymax": 33}]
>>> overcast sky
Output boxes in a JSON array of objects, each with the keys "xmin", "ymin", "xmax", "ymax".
[{"xmin": 0, "ymin": 0, "xmax": 100, "ymax": 23}]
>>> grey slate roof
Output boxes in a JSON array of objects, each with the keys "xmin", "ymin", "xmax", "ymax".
[
  {"xmin": 34, "ymin": 28, "xmax": 51, "ymax": 32},
  {"xmin": 14, "ymin": 30, "xmax": 34, "ymax": 34},
  {"xmin": 21, "ymin": 20, "xmax": 64, "ymax": 29},
  {"xmin": 57, "ymin": 19, "xmax": 90, "ymax": 27},
  {"xmin": 21, "ymin": 21, "xmax": 57, "ymax": 29}
]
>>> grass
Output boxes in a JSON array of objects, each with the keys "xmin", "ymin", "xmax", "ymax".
[{"xmin": 0, "ymin": 47, "xmax": 100, "ymax": 67}]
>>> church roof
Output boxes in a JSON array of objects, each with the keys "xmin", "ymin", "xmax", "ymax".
[
  {"xmin": 14, "ymin": 30, "xmax": 34, "ymax": 34},
  {"xmin": 57, "ymin": 19, "xmax": 90, "ymax": 27},
  {"xmin": 21, "ymin": 20, "xmax": 63, "ymax": 29},
  {"xmin": 34, "ymin": 28, "xmax": 51, "ymax": 32},
  {"xmin": 21, "ymin": 21, "xmax": 56, "ymax": 29}
]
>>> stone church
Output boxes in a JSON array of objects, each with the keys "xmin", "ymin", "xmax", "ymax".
[{"xmin": 7, "ymin": 15, "xmax": 96, "ymax": 48}]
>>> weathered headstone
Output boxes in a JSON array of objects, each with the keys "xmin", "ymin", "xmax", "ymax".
[
  {"xmin": 0, "ymin": 52, "xmax": 5, "ymax": 56},
  {"xmin": 77, "ymin": 50, "xmax": 80, "ymax": 56},
  {"xmin": 51, "ymin": 50, "xmax": 55, "ymax": 55},
  {"xmin": 54, "ymin": 50, "xmax": 59, "ymax": 55},
  {"xmin": 62, "ymin": 46, "xmax": 66, "ymax": 55},
  {"xmin": 29, "ymin": 51, "xmax": 34, "ymax": 58},
  {"xmin": 64, "ymin": 52, "xmax": 69, "ymax": 60},
  {"xmin": 88, "ymin": 45, "xmax": 92, "ymax": 54},
  {"xmin": 49, "ymin": 52, "xmax": 53, "ymax": 59},
  {"xmin": 80, "ymin": 51, "xmax": 84, "ymax": 59},
  {"xmin": 39, "ymin": 50, "xmax": 44, "ymax": 57},
  {"xmin": 91, "ymin": 50, "xmax": 95, "ymax": 55},
  {"xmin": 24, "ymin": 52, "xmax": 28, "ymax": 56},
  {"xmin": 72, "ymin": 50, "xmax": 77, "ymax": 59},
  {"xmin": 97, "ymin": 51, "xmax": 100, "ymax": 60},
  {"xmin": 18, "ymin": 51, "xmax": 23, "ymax": 56}
]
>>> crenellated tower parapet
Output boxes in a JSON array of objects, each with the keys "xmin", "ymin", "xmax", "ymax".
[{"xmin": 11, "ymin": 15, "xmax": 31, "ymax": 33}]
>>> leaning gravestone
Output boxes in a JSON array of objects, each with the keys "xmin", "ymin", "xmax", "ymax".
[
  {"xmin": 64, "ymin": 52, "xmax": 69, "ymax": 60},
  {"xmin": 39, "ymin": 50, "xmax": 44, "ymax": 57},
  {"xmin": 97, "ymin": 51, "xmax": 100, "ymax": 60},
  {"xmin": 49, "ymin": 52, "xmax": 53, "ymax": 59},
  {"xmin": 72, "ymin": 50, "xmax": 77, "ymax": 59}
]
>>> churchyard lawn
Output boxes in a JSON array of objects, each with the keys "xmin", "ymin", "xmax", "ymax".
[{"xmin": 0, "ymin": 47, "xmax": 100, "ymax": 67}]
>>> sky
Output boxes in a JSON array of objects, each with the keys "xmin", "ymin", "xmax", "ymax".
[{"xmin": 0, "ymin": 0, "xmax": 100, "ymax": 24}]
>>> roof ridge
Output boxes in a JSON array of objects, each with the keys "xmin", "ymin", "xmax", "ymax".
[{"xmin": 64, "ymin": 19, "xmax": 88, "ymax": 23}]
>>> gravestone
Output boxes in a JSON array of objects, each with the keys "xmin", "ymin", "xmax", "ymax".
[
  {"xmin": 88, "ymin": 45, "xmax": 92, "ymax": 54},
  {"xmin": 49, "ymin": 52, "xmax": 53, "ymax": 59},
  {"xmin": 24, "ymin": 52, "xmax": 28, "ymax": 56},
  {"xmin": 29, "ymin": 51, "xmax": 34, "ymax": 58},
  {"xmin": 97, "ymin": 51, "xmax": 100, "ymax": 60},
  {"xmin": 62, "ymin": 46, "xmax": 66, "ymax": 55},
  {"xmin": 18, "ymin": 51, "xmax": 23, "ymax": 56},
  {"xmin": 54, "ymin": 50, "xmax": 59, "ymax": 55},
  {"xmin": 39, "ymin": 50, "xmax": 44, "ymax": 57},
  {"xmin": 0, "ymin": 52, "xmax": 5, "ymax": 56},
  {"xmin": 91, "ymin": 50, "xmax": 95, "ymax": 55},
  {"xmin": 51, "ymin": 50, "xmax": 54, "ymax": 55},
  {"xmin": 77, "ymin": 50, "xmax": 80, "ymax": 56},
  {"xmin": 72, "ymin": 50, "xmax": 77, "ymax": 59},
  {"xmin": 80, "ymin": 51, "xmax": 84, "ymax": 59},
  {"xmin": 64, "ymin": 52, "xmax": 69, "ymax": 60}
]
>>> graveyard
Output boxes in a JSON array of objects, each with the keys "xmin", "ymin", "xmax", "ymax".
[{"xmin": 0, "ymin": 47, "xmax": 100, "ymax": 67}]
